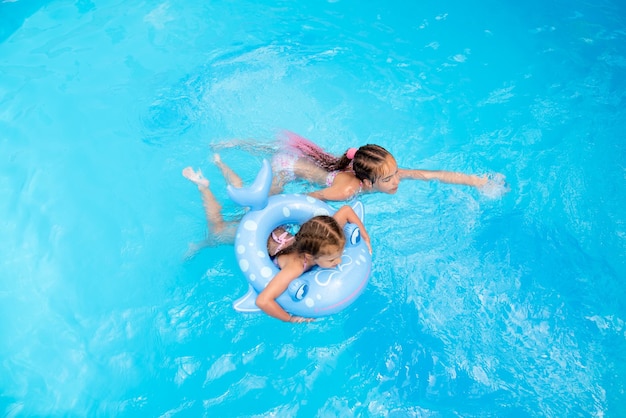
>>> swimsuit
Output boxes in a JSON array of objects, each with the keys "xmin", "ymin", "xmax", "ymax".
[
  {"xmin": 272, "ymin": 152, "xmax": 363, "ymax": 196},
  {"xmin": 325, "ymin": 170, "xmax": 339, "ymax": 187},
  {"xmin": 271, "ymin": 153, "xmax": 298, "ymax": 182},
  {"xmin": 272, "ymin": 153, "xmax": 341, "ymax": 187}
]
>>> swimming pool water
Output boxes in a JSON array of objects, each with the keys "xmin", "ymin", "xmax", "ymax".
[{"xmin": 1, "ymin": 0, "xmax": 625, "ymax": 416}]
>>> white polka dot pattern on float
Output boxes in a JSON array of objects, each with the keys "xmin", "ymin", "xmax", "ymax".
[{"xmin": 229, "ymin": 160, "xmax": 372, "ymax": 318}]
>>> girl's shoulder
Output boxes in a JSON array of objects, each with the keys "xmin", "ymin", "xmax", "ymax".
[
  {"xmin": 309, "ymin": 171, "xmax": 361, "ymax": 201},
  {"xmin": 334, "ymin": 171, "xmax": 359, "ymax": 184},
  {"xmin": 333, "ymin": 172, "xmax": 362, "ymax": 195},
  {"xmin": 275, "ymin": 252, "xmax": 307, "ymax": 273}
]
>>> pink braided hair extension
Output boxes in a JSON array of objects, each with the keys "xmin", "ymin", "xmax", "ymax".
[{"xmin": 280, "ymin": 130, "xmax": 342, "ymax": 171}]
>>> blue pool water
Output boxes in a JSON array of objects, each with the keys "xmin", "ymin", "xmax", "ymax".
[{"xmin": 1, "ymin": 0, "xmax": 625, "ymax": 416}]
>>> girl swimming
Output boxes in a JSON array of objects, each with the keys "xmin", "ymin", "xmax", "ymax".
[
  {"xmin": 182, "ymin": 163, "xmax": 372, "ymax": 323},
  {"xmin": 213, "ymin": 130, "xmax": 508, "ymax": 202},
  {"xmin": 257, "ymin": 208, "xmax": 370, "ymax": 323}
]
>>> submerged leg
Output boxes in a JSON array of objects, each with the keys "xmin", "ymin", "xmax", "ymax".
[
  {"xmin": 292, "ymin": 157, "xmax": 331, "ymax": 185},
  {"xmin": 213, "ymin": 153, "xmax": 244, "ymax": 188},
  {"xmin": 269, "ymin": 153, "xmax": 330, "ymax": 194},
  {"xmin": 209, "ymin": 139, "xmax": 279, "ymax": 155},
  {"xmin": 182, "ymin": 166, "xmax": 236, "ymax": 238}
]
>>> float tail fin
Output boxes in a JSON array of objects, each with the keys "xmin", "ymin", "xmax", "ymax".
[
  {"xmin": 233, "ymin": 285, "xmax": 262, "ymax": 313},
  {"xmin": 227, "ymin": 159, "xmax": 272, "ymax": 211}
]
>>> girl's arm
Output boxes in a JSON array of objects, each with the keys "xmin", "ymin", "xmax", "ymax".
[
  {"xmin": 399, "ymin": 168, "xmax": 488, "ymax": 187},
  {"xmin": 332, "ymin": 206, "xmax": 372, "ymax": 254},
  {"xmin": 309, "ymin": 187, "xmax": 350, "ymax": 201},
  {"xmin": 308, "ymin": 174, "xmax": 361, "ymax": 201},
  {"xmin": 255, "ymin": 261, "xmax": 313, "ymax": 323}
]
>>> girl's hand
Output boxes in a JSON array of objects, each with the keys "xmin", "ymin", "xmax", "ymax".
[
  {"xmin": 361, "ymin": 230, "xmax": 373, "ymax": 254},
  {"xmin": 333, "ymin": 205, "xmax": 373, "ymax": 254},
  {"xmin": 288, "ymin": 315, "xmax": 314, "ymax": 323},
  {"xmin": 478, "ymin": 173, "xmax": 509, "ymax": 199}
]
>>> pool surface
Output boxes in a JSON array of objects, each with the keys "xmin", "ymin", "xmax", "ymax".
[{"xmin": 1, "ymin": 0, "xmax": 625, "ymax": 416}]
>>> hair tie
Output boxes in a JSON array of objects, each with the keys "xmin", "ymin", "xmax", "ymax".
[{"xmin": 346, "ymin": 147, "xmax": 358, "ymax": 160}]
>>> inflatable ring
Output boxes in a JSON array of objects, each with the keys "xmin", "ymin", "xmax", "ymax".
[{"xmin": 227, "ymin": 159, "xmax": 372, "ymax": 318}]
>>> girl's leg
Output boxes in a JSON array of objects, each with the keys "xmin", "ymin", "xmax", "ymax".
[
  {"xmin": 213, "ymin": 153, "xmax": 243, "ymax": 188},
  {"xmin": 210, "ymin": 139, "xmax": 279, "ymax": 155},
  {"xmin": 270, "ymin": 153, "xmax": 329, "ymax": 194},
  {"xmin": 292, "ymin": 157, "xmax": 330, "ymax": 185},
  {"xmin": 214, "ymin": 152, "xmax": 289, "ymax": 194},
  {"xmin": 270, "ymin": 177, "xmax": 286, "ymax": 195},
  {"xmin": 213, "ymin": 151, "xmax": 328, "ymax": 194},
  {"xmin": 182, "ymin": 167, "xmax": 235, "ymax": 238}
]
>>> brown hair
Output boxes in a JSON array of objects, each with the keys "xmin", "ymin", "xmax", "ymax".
[
  {"xmin": 276, "ymin": 215, "xmax": 345, "ymax": 258},
  {"xmin": 351, "ymin": 144, "xmax": 392, "ymax": 184},
  {"xmin": 283, "ymin": 131, "xmax": 393, "ymax": 183}
]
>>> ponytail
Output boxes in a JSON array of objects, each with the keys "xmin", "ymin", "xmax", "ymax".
[
  {"xmin": 279, "ymin": 131, "xmax": 393, "ymax": 183},
  {"xmin": 281, "ymin": 130, "xmax": 351, "ymax": 172}
]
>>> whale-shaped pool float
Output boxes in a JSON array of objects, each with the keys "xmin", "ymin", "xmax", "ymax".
[{"xmin": 227, "ymin": 159, "xmax": 372, "ymax": 318}]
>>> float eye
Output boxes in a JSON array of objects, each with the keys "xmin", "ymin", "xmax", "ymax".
[
  {"xmin": 343, "ymin": 224, "xmax": 361, "ymax": 246},
  {"xmin": 230, "ymin": 159, "xmax": 371, "ymax": 317},
  {"xmin": 288, "ymin": 279, "xmax": 308, "ymax": 300}
]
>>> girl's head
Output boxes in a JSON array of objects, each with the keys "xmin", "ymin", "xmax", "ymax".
[
  {"xmin": 282, "ymin": 131, "xmax": 400, "ymax": 193},
  {"xmin": 295, "ymin": 215, "xmax": 345, "ymax": 268},
  {"xmin": 352, "ymin": 145, "xmax": 400, "ymax": 194}
]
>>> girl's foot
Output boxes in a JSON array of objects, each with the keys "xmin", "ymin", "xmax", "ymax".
[
  {"xmin": 213, "ymin": 153, "xmax": 224, "ymax": 168},
  {"xmin": 213, "ymin": 153, "xmax": 243, "ymax": 187},
  {"xmin": 182, "ymin": 167, "xmax": 209, "ymax": 188}
]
